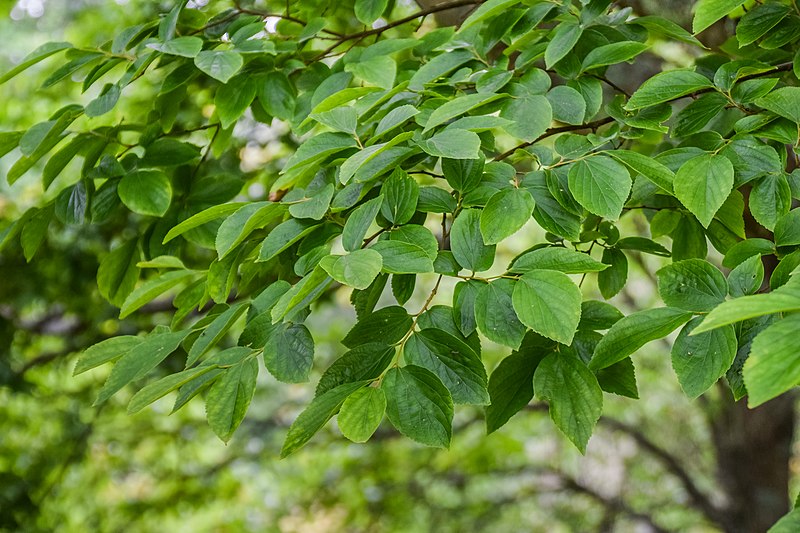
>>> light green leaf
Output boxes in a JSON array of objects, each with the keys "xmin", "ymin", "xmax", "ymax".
[
  {"xmin": 163, "ymin": 203, "xmax": 247, "ymax": 243},
  {"xmin": 460, "ymin": 0, "xmax": 520, "ymax": 31},
  {"xmin": 0, "ymin": 41, "xmax": 72, "ymax": 85},
  {"xmin": 97, "ymin": 239, "xmax": 140, "ymax": 307},
  {"xmin": 215, "ymin": 202, "xmax": 284, "ymax": 259},
  {"xmin": 338, "ymin": 386, "xmax": 386, "ymax": 442},
  {"xmin": 693, "ymin": 278, "xmax": 800, "ymax": 333},
  {"xmin": 259, "ymin": 71, "xmax": 296, "ymax": 120},
  {"xmin": 215, "ymin": 75, "xmax": 257, "ymax": 129},
  {"xmin": 128, "ymin": 365, "xmax": 216, "ymax": 414},
  {"xmin": 408, "ymin": 49, "xmax": 474, "ymax": 91},
  {"xmin": 380, "ymin": 169, "xmax": 419, "ymax": 224},
  {"xmin": 693, "ymin": 0, "xmax": 747, "ymax": 33},
  {"xmin": 288, "ymin": 184, "xmax": 334, "ymax": 220},
  {"xmin": 187, "ymin": 302, "xmax": 249, "ymax": 366},
  {"xmin": 423, "ymin": 93, "xmax": 504, "ymax": 133},
  {"xmin": 589, "ymin": 307, "xmax": 693, "ymax": 370},
  {"xmin": 257, "ymin": 218, "xmax": 319, "ymax": 262},
  {"xmin": 194, "ymin": 50, "xmax": 243, "ymax": 83},
  {"xmin": 512, "ymin": 270, "xmax": 581, "ymax": 345},
  {"xmin": 206, "ymin": 358, "xmax": 259, "ymax": 442},
  {"xmin": 626, "ymin": 70, "xmax": 714, "ymax": 110},
  {"xmin": 547, "ymin": 86, "xmax": 586, "ymax": 125},
  {"xmin": 355, "ymin": 0, "xmax": 388, "ymax": 25},
  {"xmin": 534, "ymin": 352, "xmax": 602, "ymax": 454},
  {"xmin": 608, "ymin": 149, "xmax": 674, "ymax": 194},
  {"xmin": 382, "ymin": 366, "xmax": 453, "ymax": 448},
  {"xmin": 728, "ymin": 254, "xmax": 764, "ymax": 297},
  {"xmin": 775, "ymin": 209, "xmax": 800, "ymax": 247},
  {"xmin": 281, "ymin": 381, "xmax": 368, "ymax": 457},
  {"xmin": 74, "ymin": 336, "xmax": 143, "ymax": 376},
  {"xmin": 372, "ymin": 240, "xmax": 434, "ymax": 274},
  {"xmin": 374, "ymin": 104, "xmax": 419, "ymax": 138},
  {"xmin": 283, "ymin": 132, "xmax": 358, "ymax": 173},
  {"xmin": 150, "ymin": 36, "xmax": 203, "ymax": 57},
  {"xmin": 744, "ymin": 314, "xmax": 800, "ymax": 407},
  {"xmin": 320, "ymin": 249, "xmax": 383, "ymax": 290},
  {"xmin": 479, "ymin": 188, "xmax": 534, "ymax": 245},
  {"xmin": 501, "ymin": 95, "xmax": 552, "ymax": 142},
  {"xmin": 672, "ymin": 318, "xmax": 737, "ymax": 399},
  {"xmin": 674, "ymin": 153, "xmax": 734, "ymax": 228},
  {"xmin": 568, "ymin": 156, "xmax": 631, "ymax": 220}
]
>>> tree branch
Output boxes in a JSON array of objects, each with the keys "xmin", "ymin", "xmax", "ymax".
[{"xmin": 493, "ymin": 117, "xmax": 616, "ymax": 161}]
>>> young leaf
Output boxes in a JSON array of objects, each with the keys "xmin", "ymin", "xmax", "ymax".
[
  {"xmin": 320, "ymin": 249, "xmax": 383, "ymax": 290},
  {"xmin": 589, "ymin": 307, "xmax": 693, "ymax": 370},
  {"xmin": 534, "ymin": 352, "xmax": 602, "ymax": 454},
  {"xmin": 338, "ymin": 386, "xmax": 386, "ymax": 442},
  {"xmin": 382, "ymin": 366, "xmax": 454, "ymax": 448},
  {"xmin": 512, "ymin": 270, "xmax": 582, "ymax": 345},
  {"xmin": 194, "ymin": 50, "xmax": 243, "ymax": 83}
]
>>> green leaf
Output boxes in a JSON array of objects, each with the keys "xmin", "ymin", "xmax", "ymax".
[
  {"xmin": 282, "ymin": 381, "xmax": 368, "ymax": 457},
  {"xmin": 283, "ymin": 132, "xmax": 358, "ymax": 173},
  {"xmin": 206, "ymin": 358, "xmax": 259, "ymax": 442},
  {"xmin": 320, "ymin": 249, "xmax": 383, "ymax": 290},
  {"xmin": 257, "ymin": 218, "xmax": 319, "ymax": 262},
  {"xmin": 656, "ymin": 259, "xmax": 727, "ymax": 312},
  {"xmin": 750, "ymin": 174, "xmax": 791, "ymax": 232},
  {"xmin": 460, "ymin": 0, "xmax": 520, "ymax": 31},
  {"xmin": 97, "ymin": 239, "xmax": 140, "ymax": 307},
  {"xmin": 128, "ymin": 365, "xmax": 216, "ymax": 414},
  {"xmin": 546, "ymin": 86, "xmax": 586, "ymax": 126},
  {"xmin": 355, "ymin": 0, "xmax": 388, "ymax": 24},
  {"xmin": 85, "ymin": 83, "xmax": 121, "ymax": 118},
  {"xmin": 693, "ymin": 279, "xmax": 800, "ymax": 333},
  {"xmin": 672, "ymin": 92, "xmax": 728, "ymax": 138},
  {"xmin": 728, "ymin": 254, "xmax": 764, "ymax": 298},
  {"xmin": 418, "ymin": 186, "xmax": 457, "ymax": 213},
  {"xmin": 674, "ymin": 153, "xmax": 734, "ymax": 228},
  {"xmin": 423, "ymin": 93, "xmax": 504, "ymax": 133},
  {"xmin": 579, "ymin": 301, "xmax": 624, "ymax": 330},
  {"xmin": 615, "ymin": 237, "xmax": 671, "ymax": 257},
  {"xmin": 693, "ymin": 0, "xmax": 747, "ymax": 33},
  {"xmin": 775, "ymin": 209, "xmax": 800, "ymax": 247},
  {"xmin": 631, "ymin": 16, "xmax": 705, "ymax": 47},
  {"xmin": 475, "ymin": 279, "xmax": 526, "ymax": 349},
  {"xmin": 608, "ymin": 150, "xmax": 674, "ymax": 194},
  {"xmin": 380, "ymin": 169, "xmax": 419, "ymax": 224},
  {"xmin": 408, "ymin": 49, "xmax": 474, "ymax": 91},
  {"xmin": 382, "ymin": 366, "xmax": 453, "ymax": 448},
  {"xmin": 480, "ymin": 188, "xmax": 534, "ymax": 244},
  {"xmin": 756, "ymin": 87, "xmax": 800, "ymax": 124},
  {"xmin": 387, "ymin": 225, "xmax": 438, "ymax": 261},
  {"xmin": 580, "ymin": 41, "xmax": 648, "ymax": 72},
  {"xmin": 737, "ymin": 3, "xmax": 790, "ymax": 46},
  {"xmin": 187, "ymin": 302, "xmax": 249, "ymax": 366},
  {"xmin": 417, "ymin": 129, "xmax": 481, "ymax": 159},
  {"xmin": 589, "ymin": 307, "xmax": 693, "ymax": 370},
  {"xmin": 501, "ymin": 95, "xmax": 552, "ymax": 142},
  {"xmin": 141, "ymin": 138, "xmax": 201, "ymax": 167},
  {"xmin": 451, "ymin": 209, "xmax": 495, "ymax": 272},
  {"xmin": 95, "ymin": 329, "xmax": 191, "ymax": 405},
  {"xmin": 442, "ymin": 155, "xmax": 484, "ymax": 193},
  {"xmin": 512, "ymin": 270, "xmax": 582, "ymax": 345},
  {"xmin": 598, "ymin": 247, "xmax": 628, "ymax": 299},
  {"xmin": 596, "ymin": 358, "xmax": 639, "ymax": 399},
  {"xmin": 672, "ymin": 318, "xmax": 737, "ymax": 399},
  {"xmin": 374, "ymin": 104, "xmax": 419, "ymax": 138},
  {"xmin": 163, "ymin": 203, "xmax": 246, "ymax": 243},
  {"xmin": 371, "ymin": 240, "xmax": 434, "ymax": 274},
  {"xmin": 568, "ymin": 156, "xmax": 631, "ymax": 220},
  {"xmin": 342, "ymin": 195, "xmax": 383, "ymax": 252},
  {"xmin": 510, "ymin": 247, "xmax": 607, "ymax": 274},
  {"xmin": 74, "ymin": 336, "xmax": 143, "ymax": 376},
  {"xmin": 194, "ymin": 50, "xmax": 243, "ymax": 83},
  {"xmin": 744, "ymin": 314, "xmax": 800, "ymax": 407},
  {"xmin": 118, "ymin": 170, "xmax": 172, "ymax": 217},
  {"xmin": 215, "ymin": 75, "xmax": 257, "ymax": 129},
  {"xmin": 0, "ymin": 41, "xmax": 72, "ymax": 85},
  {"xmin": 486, "ymin": 348, "xmax": 545, "ymax": 433},
  {"xmin": 150, "ymin": 36, "xmax": 203, "ymax": 57},
  {"xmin": 768, "ymin": 508, "xmax": 800, "ymax": 533},
  {"xmin": 404, "ymin": 328, "xmax": 489, "ymax": 405},
  {"xmin": 270, "ymin": 267, "xmax": 333, "ymax": 323},
  {"xmin": 263, "ymin": 323, "xmax": 315, "ymax": 383},
  {"xmin": 119, "ymin": 269, "xmax": 196, "ymax": 319},
  {"xmin": 545, "ymin": 20, "xmax": 583, "ymax": 69},
  {"xmin": 534, "ymin": 352, "xmax": 602, "ymax": 454},
  {"xmin": 316, "ymin": 343, "xmax": 395, "ymax": 396},
  {"xmin": 342, "ymin": 305, "xmax": 412, "ymax": 348},
  {"xmin": 338, "ymin": 386, "xmax": 386, "ymax": 442},
  {"xmin": 626, "ymin": 70, "xmax": 714, "ymax": 110},
  {"xmin": 215, "ymin": 202, "xmax": 283, "ymax": 259},
  {"xmin": 288, "ymin": 184, "xmax": 334, "ymax": 220},
  {"xmin": 346, "ymin": 56, "xmax": 396, "ymax": 90},
  {"xmin": 258, "ymin": 72, "xmax": 296, "ymax": 121}
]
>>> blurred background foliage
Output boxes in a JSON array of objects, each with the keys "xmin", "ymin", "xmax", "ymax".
[{"xmin": 0, "ymin": 1, "xmax": 796, "ymax": 532}]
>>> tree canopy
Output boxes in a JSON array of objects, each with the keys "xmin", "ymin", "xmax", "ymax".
[{"xmin": 2, "ymin": 0, "xmax": 800, "ymax": 530}]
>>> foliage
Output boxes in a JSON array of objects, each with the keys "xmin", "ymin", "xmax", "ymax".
[{"xmin": 2, "ymin": 3, "xmax": 800, "ymax": 527}]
